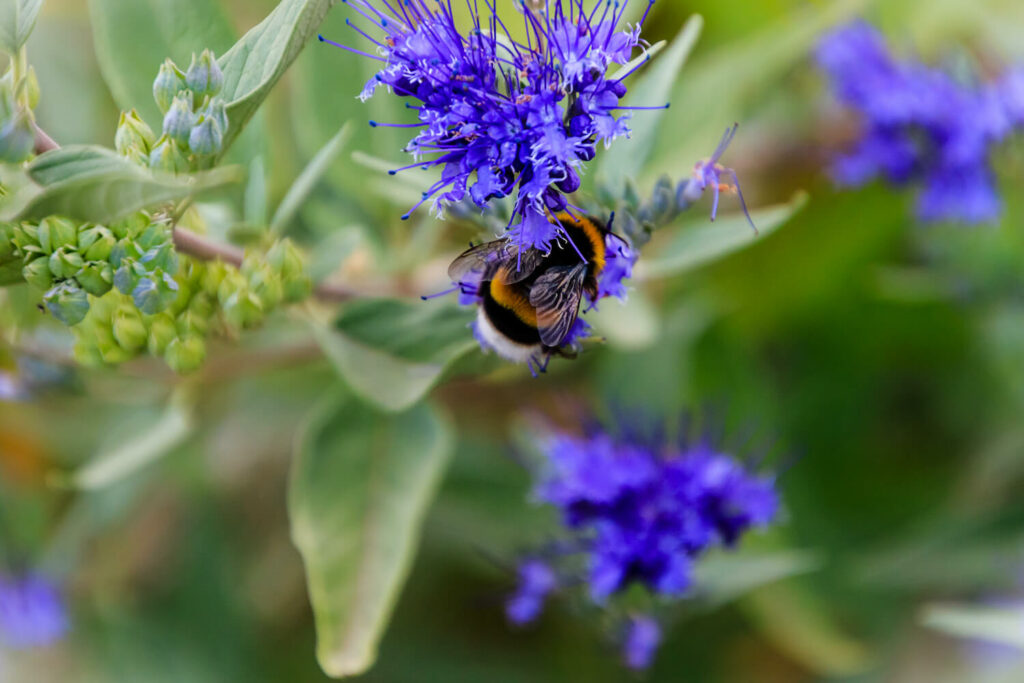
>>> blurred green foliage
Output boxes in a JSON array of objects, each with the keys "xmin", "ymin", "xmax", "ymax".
[{"xmin": 3, "ymin": 0, "xmax": 1024, "ymax": 682}]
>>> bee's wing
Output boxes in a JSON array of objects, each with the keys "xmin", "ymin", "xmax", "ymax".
[
  {"xmin": 447, "ymin": 239, "xmax": 543, "ymax": 284},
  {"xmin": 529, "ymin": 263, "xmax": 588, "ymax": 347}
]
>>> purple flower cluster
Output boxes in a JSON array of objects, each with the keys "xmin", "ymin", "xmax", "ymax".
[
  {"xmin": 329, "ymin": 0, "xmax": 657, "ymax": 250},
  {"xmin": 0, "ymin": 572, "xmax": 69, "ymax": 649},
  {"xmin": 816, "ymin": 21, "xmax": 1024, "ymax": 224},
  {"xmin": 506, "ymin": 418, "xmax": 779, "ymax": 669}
]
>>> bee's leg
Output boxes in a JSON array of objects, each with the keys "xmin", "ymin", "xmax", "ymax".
[{"xmin": 526, "ymin": 356, "xmax": 539, "ymax": 378}]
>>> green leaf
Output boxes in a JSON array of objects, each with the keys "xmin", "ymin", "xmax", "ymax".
[
  {"xmin": 922, "ymin": 604, "xmax": 1024, "ymax": 649},
  {"xmin": 63, "ymin": 388, "xmax": 194, "ymax": 490},
  {"xmin": 218, "ymin": 0, "xmax": 338, "ymax": 154},
  {"xmin": 742, "ymin": 579, "xmax": 874, "ymax": 677},
  {"xmin": 86, "ymin": 0, "xmax": 237, "ymax": 125},
  {"xmin": 693, "ymin": 549, "xmax": 822, "ymax": 608},
  {"xmin": 0, "ymin": 0, "xmax": 43, "ymax": 54},
  {"xmin": 289, "ymin": 391, "xmax": 452, "ymax": 678},
  {"xmin": 310, "ymin": 298, "xmax": 476, "ymax": 413},
  {"xmin": 639, "ymin": 191, "xmax": 808, "ymax": 278},
  {"xmin": 597, "ymin": 15, "xmax": 703, "ymax": 191},
  {"xmin": 271, "ymin": 123, "xmax": 350, "ymax": 234},
  {"xmin": 1, "ymin": 145, "xmax": 242, "ymax": 224}
]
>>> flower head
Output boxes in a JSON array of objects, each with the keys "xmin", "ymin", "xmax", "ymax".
[
  {"xmin": 535, "ymin": 428, "xmax": 778, "ymax": 601},
  {"xmin": 0, "ymin": 572, "xmax": 69, "ymax": 649},
  {"xmin": 328, "ymin": 0, "xmax": 658, "ymax": 250},
  {"xmin": 504, "ymin": 413, "xmax": 782, "ymax": 669},
  {"xmin": 816, "ymin": 20, "xmax": 1024, "ymax": 224}
]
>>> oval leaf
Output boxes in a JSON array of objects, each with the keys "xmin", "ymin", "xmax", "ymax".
[
  {"xmin": 64, "ymin": 388, "xmax": 194, "ymax": 490},
  {"xmin": 2, "ymin": 145, "xmax": 242, "ymax": 224},
  {"xmin": 639, "ymin": 191, "xmax": 808, "ymax": 278},
  {"xmin": 289, "ymin": 391, "xmax": 453, "ymax": 678},
  {"xmin": 923, "ymin": 604, "xmax": 1024, "ymax": 649},
  {"xmin": 219, "ymin": 0, "xmax": 337, "ymax": 154},
  {"xmin": 311, "ymin": 298, "xmax": 476, "ymax": 412}
]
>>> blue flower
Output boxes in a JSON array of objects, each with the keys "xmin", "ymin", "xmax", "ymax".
[
  {"xmin": 505, "ymin": 414, "xmax": 781, "ymax": 669},
  {"xmin": 535, "ymin": 423, "xmax": 778, "ymax": 601},
  {"xmin": 816, "ymin": 20, "xmax": 1024, "ymax": 224},
  {"xmin": 505, "ymin": 560, "xmax": 558, "ymax": 626},
  {"xmin": 0, "ymin": 572, "xmax": 69, "ymax": 649},
  {"xmin": 622, "ymin": 615, "xmax": 661, "ymax": 670},
  {"xmin": 326, "ymin": 0, "xmax": 658, "ymax": 250}
]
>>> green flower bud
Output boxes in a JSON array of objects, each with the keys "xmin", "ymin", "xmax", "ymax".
[
  {"xmin": 200, "ymin": 261, "xmax": 228, "ymax": 295},
  {"xmin": 95, "ymin": 325, "xmax": 135, "ymax": 365},
  {"xmin": 164, "ymin": 335, "xmax": 206, "ymax": 373},
  {"xmin": 21, "ymin": 256, "xmax": 53, "ymax": 289},
  {"xmin": 112, "ymin": 304, "xmax": 148, "ymax": 352},
  {"xmin": 43, "ymin": 281, "xmax": 90, "ymax": 326},
  {"xmin": 153, "ymin": 59, "xmax": 185, "ymax": 114},
  {"xmin": 76, "ymin": 261, "xmax": 114, "ymax": 297},
  {"xmin": 0, "ymin": 106, "xmax": 35, "ymax": 164},
  {"xmin": 110, "ymin": 212, "xmax": 149, "ymax": 240},
  {"xmin": 267, "ymin": 240, "xmax": 312, "ymax": 302},
  {"xmin": 188, "ymin": 115, "xmax": 222, "ymax": 156},
  {"xmin": 114, "ymin": 260, "xmax": 141, "ymax": 295},
  {"xmin": 25, "ymin": 66, "xmax": 40, "ymax": 110},
  {"xmin": 222, "ymin": 290, "xmax": 264, "ymax": 330},
  {"xmin": 48, "ymin": 246, "xmax": 84, "ymax": 280},
  {"xmin": 73, "ymin": 337, "xmax": 104, "ymax": 367},
  {"xmin": 135, "ymin": 222, "xmax": 167, "ymax": 249},
  {"xmin": 198, "ymin": 98, "xmax": 228, "ymax": 136},
  {"xmin": 115, "ymin": 109, "xmax": 156, "ymax": 157},
  {"xmin": 185, "ymin": 50, "xmax": 224, "ymax": 99},
  {"xmin": 162, "ymin": 91, "xmax": 194, "ymax": 146},
  {"xmin": 149, "ymin": 133, "xmax": 189, "ymax": 173},
  {"xmin": 242, "ymin": 257, "xmax": 282, "ymax": 310},
  {"xmin": 147, "ymin": 312, "xmax": 177, "ymax": 355},
  {"xmin": 11, "ymin": 222, "xmax": 42, "ymax": 256},
  {"xmin": 80, "ymin": 225, "xmax": 116, "ymax": 261},
  {"xmin": 38, "ymin": 216, "xmax": 78, "ymax": 254},
  {"xmin": 176, "ymin": 309, "xmax": 209, "ymax": 337},
  {"xmin": 132, "ymin": 272, "xmax": 179, "ymax": 315}
]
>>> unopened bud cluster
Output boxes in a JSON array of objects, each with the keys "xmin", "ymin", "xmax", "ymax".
[
  {"xmin": 116, "ymin": 49, "xmax": 228, "ymax": 170},
  {"xmin": 2, "ymin": 215, "xmax": 124, "ymax": 325},
  {"xmin": 73, "ymin": 236, "xmax": 312, "ymax": 372}
]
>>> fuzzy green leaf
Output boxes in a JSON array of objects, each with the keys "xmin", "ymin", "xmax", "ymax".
[
  {"xmin": 311, "ymin": 298, "xmax": 476, "ymax": 413},
  {"xmin": 0, "ymin": 0, "xmax": 43, "ymax": 54},
  {"xmin": 271, "ymin": 123, "xmax": 350, "ymax": 234},
  {"xmin": 2, "ymin": 145, "xmax": 242, "ymax": 224},
  {"xmin": 922, "ymin": 604, "xmax": 1024, "ymax": 649},
  {"xmin": 289, "ymin": 391, "xmax": 452, "ymax": 678},
  {"xmin": 218, "ymin": 0, "xmax": 338, "ymax": 154},
  {"xmin": 65, "ymin": 389, "xmax": 194, "ymax": 490},
  {"xmin": 639, "ymin": 192, "xmax": 807, "ymax": 278}
]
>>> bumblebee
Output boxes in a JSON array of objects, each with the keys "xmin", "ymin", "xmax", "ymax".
[{"xmin": 448, "ymin": 212, "xmax": 616, "ymax": 373}]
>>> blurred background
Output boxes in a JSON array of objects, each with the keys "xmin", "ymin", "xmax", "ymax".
[{"xmin": 4, "ymin": 0, "xmax": 1024, "ymax": 681}]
